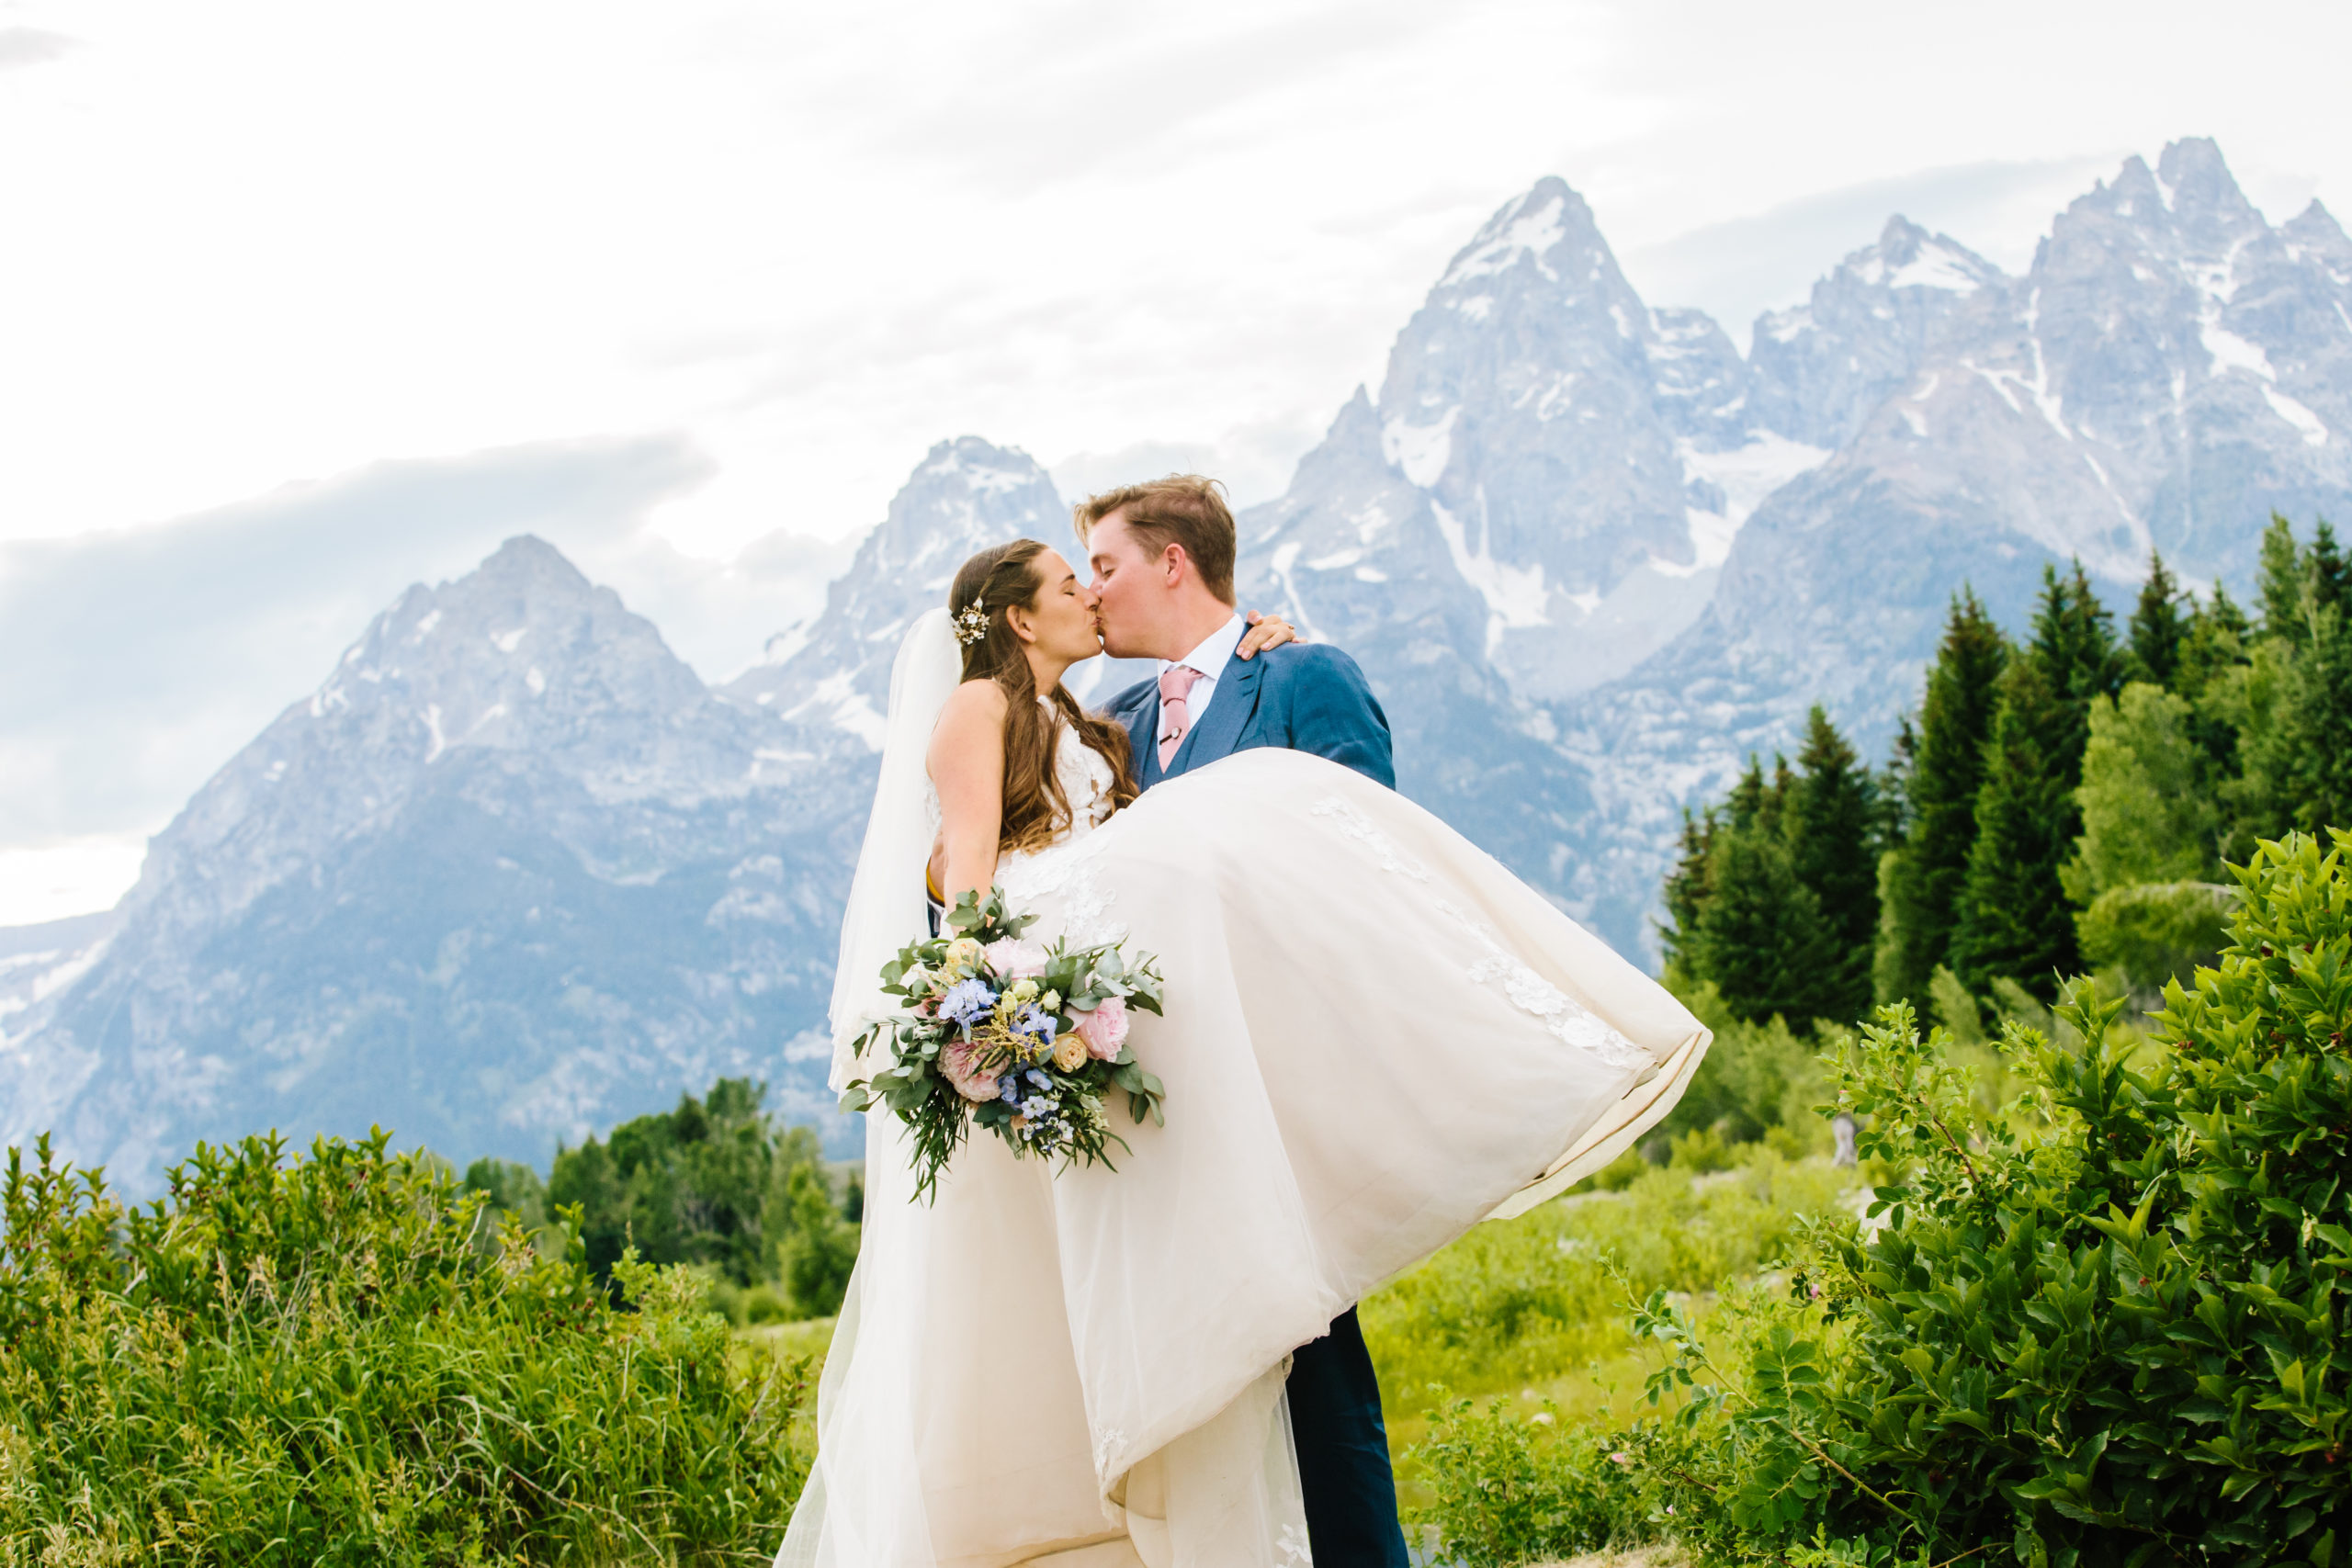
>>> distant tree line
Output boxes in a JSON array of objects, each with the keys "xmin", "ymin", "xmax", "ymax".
[
  {"xmin": 464, "ymin": 1077, "xmax": 858, "ymax": 1324},
  {"xmin": 1662, "ymin": 513, "xmax": 2352, "ymax": 1035}
]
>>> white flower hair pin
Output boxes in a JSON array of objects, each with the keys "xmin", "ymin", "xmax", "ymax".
[{"xmin": 953, "ymin": 604, "xmax": 990, "ymax": 647}]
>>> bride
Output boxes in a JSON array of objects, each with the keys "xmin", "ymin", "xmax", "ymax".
[{"xmin": 777, "ymin": 537, "xmax": 1711, "ymax": 1568}]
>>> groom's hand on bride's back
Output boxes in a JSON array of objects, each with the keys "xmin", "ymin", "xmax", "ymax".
[{"xmin": 1234, "ymin": 609, "xmax": 1299, "ymax": 660}]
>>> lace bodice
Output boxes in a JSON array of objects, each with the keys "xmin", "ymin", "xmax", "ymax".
[{"xmin": 1037, "ymin": 715, "xmax": 1118, "ymax": 851}]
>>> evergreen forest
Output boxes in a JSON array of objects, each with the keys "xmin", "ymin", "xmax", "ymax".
[{"xmin": 1662, "ymin": 514, "xmax": 2352, "ymax": 1045}]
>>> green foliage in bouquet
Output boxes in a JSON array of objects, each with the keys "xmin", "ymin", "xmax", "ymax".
[
  {"xmin": 0, "ymin": 1128, "xmax": 808, "ymax": 1564},
  {"xmin": 840, "ymin": 886, "xmax": 1167, "ymax": 1201}
]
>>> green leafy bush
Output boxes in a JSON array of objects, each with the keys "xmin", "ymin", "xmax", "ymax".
[
  {"xmin": 1652, "ymin": 830, "xmax": 2349, "ymax": 1562},
  {"xmin": 0, "ymin": 1128, "xmax": 808, "ymax": 1564},
  {"xmin": 1418, "ymin": 829, "xmax": 2351, "ymax": 1565}
]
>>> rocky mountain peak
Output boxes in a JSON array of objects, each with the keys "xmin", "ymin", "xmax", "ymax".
[
  {"xmin": 2155, "ymin": 136, "xmax": 2267, "ymax": 246},
  {"xmin": 723, "ymin": 437, "xmax": 1064, "ymax": 749},
  {"xmin": 1747, "ymin": 217, "xmax": 2003, "ymax": 451},
  {"xmin": 2283, "ymin": 199, "xmax": 2352, "ymax": 274}
]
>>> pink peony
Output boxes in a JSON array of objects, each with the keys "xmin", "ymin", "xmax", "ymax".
[
  {"xmin": 940, "ymin": 1040, "xmax": 1001, "ymax": 1102},
  {"xmin": 982, "ymin": 937, "xmax": 1050, "ymax": 978},
  {"xmin": 1074, "ymin": 995, "xmax": 1129, "ymax": 1061}
]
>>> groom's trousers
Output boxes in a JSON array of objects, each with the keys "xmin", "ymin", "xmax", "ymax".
[{"xmin": 1286, "ymin": 1307, "xmax": 1410, "ymax": 1566}]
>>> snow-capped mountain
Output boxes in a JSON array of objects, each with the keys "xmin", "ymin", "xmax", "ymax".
[
  {"xmin": 0, "ymin": 538, "xmax": 858, "ymax": 1190},
  {"xmin": 9, "ymin": 138, "xmax": 2346, "ymax": 1185},
  {"xmin": 1555, "ymin": 140, "xmax": 2352, "ymax": 945},
  {"xmin": 1261, "ymin": 176, "xmax": 1830, "ymax": 704},
  {"xmin": 1747, "ymin": 215, "xmax": 2007, "ymax": 451},
  {"xmin": 1245, "ymin": 139, "xmax": 2350, "ymax": 951}
]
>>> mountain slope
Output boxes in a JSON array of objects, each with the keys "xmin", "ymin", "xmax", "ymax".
[{"xmin": 1, "ymin": 538, "xmax": 854, "ymax": 1190}]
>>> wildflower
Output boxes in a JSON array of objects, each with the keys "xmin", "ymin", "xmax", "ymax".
[{"xmin": 940, "ymin": 979, "xmax": 996, "ymax": 1029}]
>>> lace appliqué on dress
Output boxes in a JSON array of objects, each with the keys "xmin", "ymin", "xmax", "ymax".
[
  {"xmin": 1092, "ymin": 1425, "xmax": 1126, "ymax": 1480},
  {"xmin": 1307, "ymin": 796, "xmax": 1429, "ymax": 880},
  {"xmin": 1276, "ymin": 1524, "xmax": 1314, "ymax": 1566},
  {"xmin": 1000, "ymin": 837, "xmax": 1126, "ymax": 948},
  {"xmin": 1308, "ymin": 795, "xmax": 1650, "ymax": 1076},
  {"xmin": 995, "ymin": 723, "xmax": 1127, "ymax": 945}
]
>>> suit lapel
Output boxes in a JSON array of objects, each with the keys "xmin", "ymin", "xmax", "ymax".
[
  {"xmin": 1165, "ymin": 653, "xmax": 1261, "ymax": 780},
  {"xmin": 1125, "ymin": 687, "xmax": 1162, "ymax": 788}
]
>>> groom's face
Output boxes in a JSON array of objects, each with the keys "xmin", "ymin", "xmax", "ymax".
[{"xmin": 1084, "ymin": 510, "xmax": 1169, "ymax": 660}]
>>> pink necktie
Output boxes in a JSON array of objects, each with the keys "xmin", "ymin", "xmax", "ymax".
[{"xmin": 1157, "ymin": 665, "xmax": 1203, "ymax": 769}]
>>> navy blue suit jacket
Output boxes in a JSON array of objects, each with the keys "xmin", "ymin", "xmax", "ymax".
[{"xmin": 1104, "ymin": 640, "xmax": 1394, "ymax": 791}]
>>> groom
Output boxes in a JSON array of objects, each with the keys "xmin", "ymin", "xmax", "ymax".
[{"xmin": 1074, "ymin": 475, "xmax": 1407, "ymax": 1568}]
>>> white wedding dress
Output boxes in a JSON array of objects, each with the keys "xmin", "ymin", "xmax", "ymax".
[{"xmin": 776, "ymin": 614, "xmax": 1711, "ymax": 1568}]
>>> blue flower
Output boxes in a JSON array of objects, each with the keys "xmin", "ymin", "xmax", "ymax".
[
  {"xmin": 940, "ymin": 979, "xmax": 997, "ymax": 1028},
  {"xmin": 1026, "ymin": 1068, "xmax": 1051, "ymax": 1089},
  {"xmin": 1011, "ymin": 1003, "xmax": 1058, "ymax": 1042}
]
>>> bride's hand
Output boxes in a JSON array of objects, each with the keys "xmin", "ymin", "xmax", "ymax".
[{"xmin": 1235, "ymin": 610, "xmax": 1301, "ymax": 660}]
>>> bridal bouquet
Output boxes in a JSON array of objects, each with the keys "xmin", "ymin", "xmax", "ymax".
[{"xmin": 839, "ymin": 887, "xmax": 1168, "ymax": 1201}]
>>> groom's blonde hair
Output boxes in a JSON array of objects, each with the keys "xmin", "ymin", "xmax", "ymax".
[{"xmin": 1073, "ymin": 475, "xmax": 1237, "ymax": 604}]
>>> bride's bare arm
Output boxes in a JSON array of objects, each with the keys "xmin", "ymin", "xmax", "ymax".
[{"xmin": 928, "ymin": 679, "xmax": 1009, "ymax": 907}]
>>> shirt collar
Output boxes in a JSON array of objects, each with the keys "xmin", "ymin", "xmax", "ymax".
[{"xmin": 1159, "ymin": 613, "xmax": 1246, "ymax": 681}]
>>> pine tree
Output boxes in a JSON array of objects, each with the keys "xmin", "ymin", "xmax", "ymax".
[
  {"xmin": 2239, "ymin": 519, "xmax": 2352, "ymax": 838},
  {"xmin": 1877, "ymin": 591, "xmax": 2009, "ymax": 1006},
  {"xmin": 1693, "ymin": 822, "xmax": 1835, "ymax": 1025},
  {"xmin": 1950, "ymin": 654, "xmax": 2082, "ymax": 998},
  {"xmin": 2123, "ymin": 550, "xmax": 2188, "ymax": 689},
  {"xmin": 1784, "ymin": 706, "xmax": 1877, "ymax": 1024},
  {"xmin": 2313, "ymin": 520, "xmax": 2352, "ymax": 617},
  {"xmin": 1658, "ymin": 806, "xmax": 1719, "ymax": 984},
  {"xmin": 1876, "ymin": 716, "xmax": 1917, "ymax": 848},
  {"xmin": 2030, "ymin": 558, "xmax": 2125, "ymax": 755},
  {"xmin": 2258, "ymin": 513, "xmax": 2310, "ymax": 640},
  {"xmin": 2176, "ymin": 582, "xmax": 2252, "ymax": 786}
]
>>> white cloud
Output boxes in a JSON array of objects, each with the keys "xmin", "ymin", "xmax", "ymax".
[{"xmin": 5, "ymin": 0, "xmax": 2349, "ymax": 915}]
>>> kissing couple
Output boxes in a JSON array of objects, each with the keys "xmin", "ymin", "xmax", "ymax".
[{"xmin": 778, "ymin": 476, "xmax": 1711, "ymax": 1567}]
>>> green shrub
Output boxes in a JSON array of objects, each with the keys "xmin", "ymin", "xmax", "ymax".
[
  {"xmin": 0, "ymin": 1128, "xmax": 809, "ymax": 1564},
  {"xmin": 1617, "ymin": 829, "xmax": 2352, "ymax": 1563},
  {"xmin": 1409, "ymin": 1397, "xmax": 1658, "ymax": 1566},
  {"xmin": 1653, "ymin": 981, "xmax": 1834, "ymax": 1152}
]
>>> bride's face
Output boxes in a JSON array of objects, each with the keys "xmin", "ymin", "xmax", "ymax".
[{"xmin": 1008, "ymin": 548, "xmax": 1102, "ymax": 667}]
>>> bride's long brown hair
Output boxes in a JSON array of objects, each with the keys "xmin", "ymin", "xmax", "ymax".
[{"xmin": 948, "ymin": 540, "xmax": 1139, "ymax": 856}]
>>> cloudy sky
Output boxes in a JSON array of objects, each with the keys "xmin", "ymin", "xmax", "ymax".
[{"xmin": 4, "ymin": 0, "xmax": 2347, "ymax": 923}]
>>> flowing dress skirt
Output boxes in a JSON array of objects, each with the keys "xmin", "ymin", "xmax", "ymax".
[{"xmin": 778, "ymin": 750, "xmax": 1710, "ymax": 1567}]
